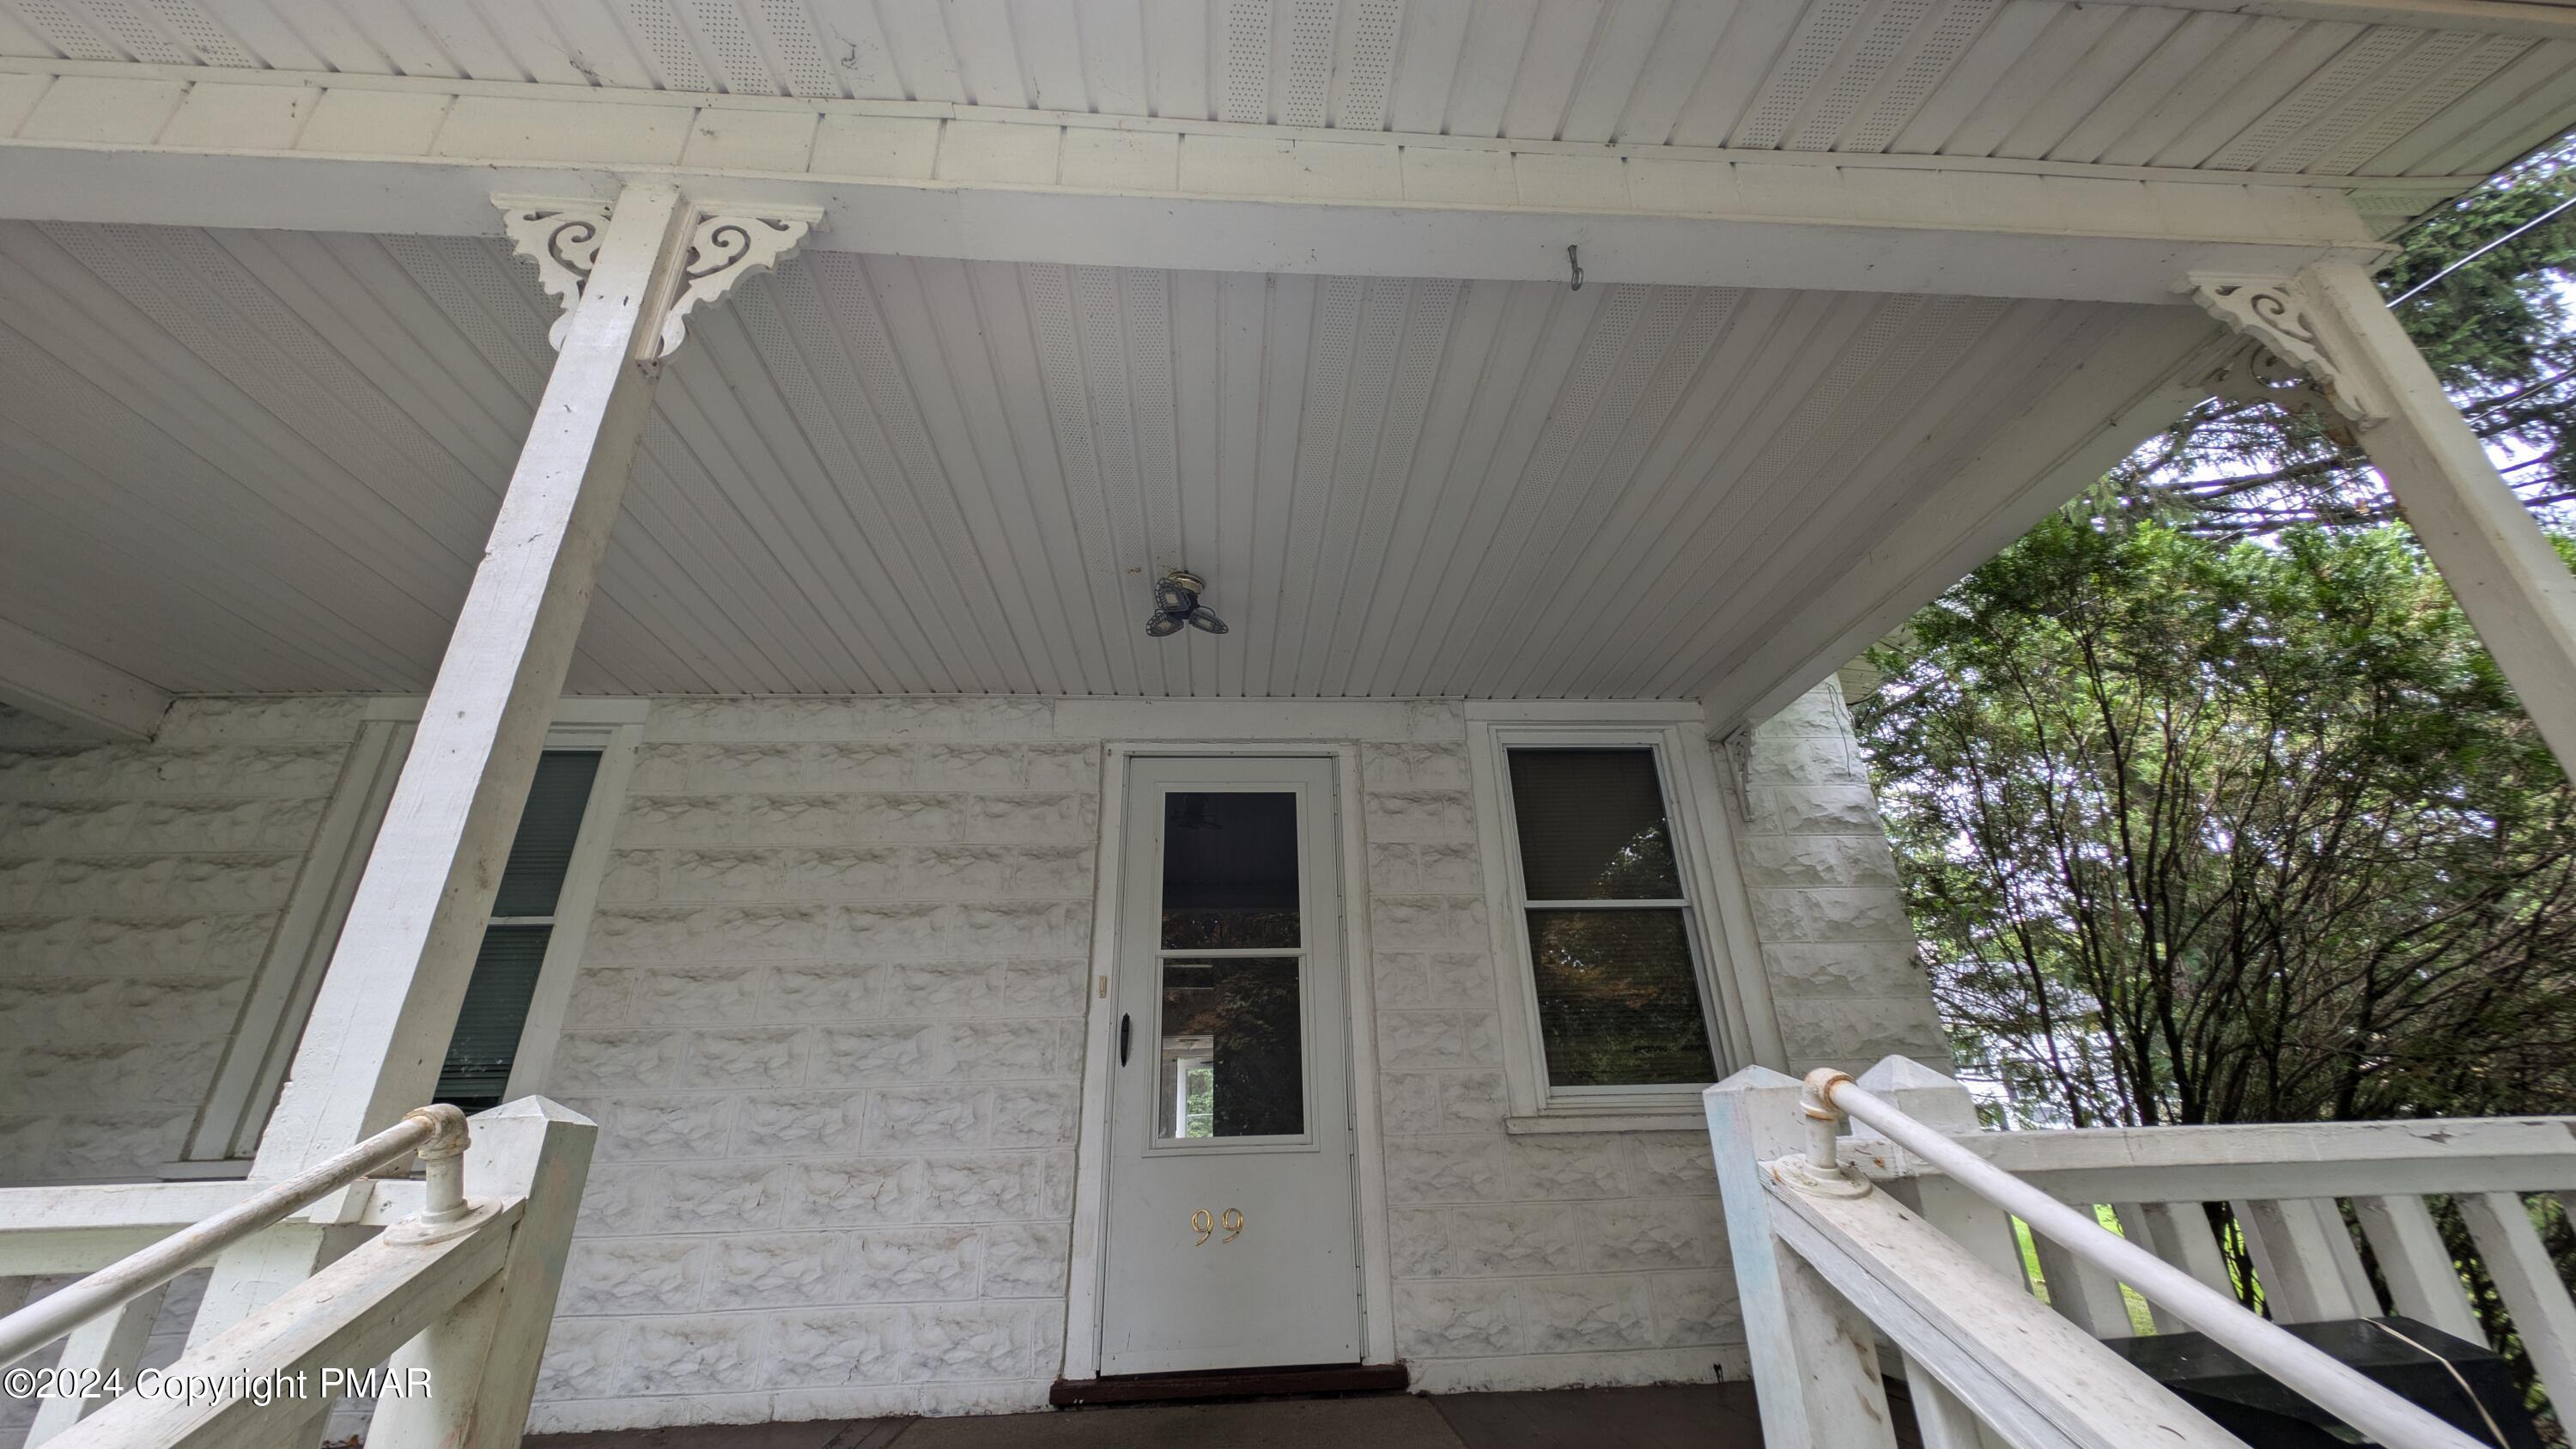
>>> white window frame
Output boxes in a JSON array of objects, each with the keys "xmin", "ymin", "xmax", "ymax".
[
  {"xmin": 494, "ymin": 713, "xmax": 641, "ymax": 1104},
  {"xmin": 1464, "ymin": 703, "xmax": 1782, "ymax": 1129},
  {"xmin": 171, "ymin": 698, "xmax": 640, "ymax": 1174},
  {"xmin": 174, "ymin": 715, "xmax": 414, "ymax": 1170}
]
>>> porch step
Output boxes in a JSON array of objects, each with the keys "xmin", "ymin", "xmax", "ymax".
[
  {"xmin": 1046, "ymin": 1361, "xmax": 1409, "ymax": 1406},
  {"xmin": 527, "ymin": 1385, "xmax": 1788, "ymax": 1449}
]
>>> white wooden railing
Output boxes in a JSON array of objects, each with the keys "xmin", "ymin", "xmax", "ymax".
[
  {"xmin": 0, "ymin": 1098, "xmax": 592, "ymax": 1449},
  {"xmin": 1708, "ymin": 1056, "xmax": 2576, "ymax": 1448}
]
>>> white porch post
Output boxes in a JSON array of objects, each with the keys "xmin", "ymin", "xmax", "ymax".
[
  {"xmin": 186, "ymin": 183, "xmax": 808, "ymax": 1348},
  {"xmin": 251, "ymin": 184, "xmax": 690, "ymax": 1178},
  {"xmin": 1704, "ymin": 1067, "xmax": 1904, "ymax": 1449},
  {"xmin": 2192, "ymin": 265, "xmax": 2576, "ymax": 786}
]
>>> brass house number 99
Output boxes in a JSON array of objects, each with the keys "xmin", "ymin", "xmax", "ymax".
[{"xmin": 1188, "ymin": 1208, "xmax": 1247, "ymax": 1245}]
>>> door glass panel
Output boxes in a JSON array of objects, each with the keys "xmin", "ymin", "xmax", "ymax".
[
  {"xmin": 1161, "ymin": 791, "xmax": 1302, "ymax": 948},
  {"xmin": 1157, "ymin": 958, "xmax": 1305, "ymax": 1138}
]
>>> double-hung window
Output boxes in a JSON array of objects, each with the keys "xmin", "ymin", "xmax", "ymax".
[
  {"xmin": 435, "ymin": 749, "xmax": 602, "ymax": 1113},
  {"xmin": 176, "ymin": 709, "xmax": 635, "ymax": 1171},
  {"xmin": 1506, "ymin": 746, "xmax": 1718, "ymax": 1090},
  {"xmin": 1472, "ymin": 713, "xmax": 1748, "ymax": 1121}
]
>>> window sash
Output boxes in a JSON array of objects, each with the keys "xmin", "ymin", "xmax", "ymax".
[
  {"xmin": 179, "ymin": 709, "xmax": 636, "ymax": 1172},
  {"xmin": 435, "ymin": 749, "xmax": 601, "ymax": 1111},
  {"xmin": 1522, "ymin": 898, "xmax": 1687, "ymax": 910},
  {"xmin": 1498, "ymin": 740, "xmax": 1726, "ymax": 1101}
]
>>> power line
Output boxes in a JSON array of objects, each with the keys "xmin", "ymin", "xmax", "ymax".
[{"xmin": 2391, "ymin": 191, "xmax": 2576, "ymax": 306}]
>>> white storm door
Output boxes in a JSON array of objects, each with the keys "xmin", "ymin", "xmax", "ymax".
[{"xmin": 1097, "ymin": 755, "xmax": 1361, "ymax": 1375}]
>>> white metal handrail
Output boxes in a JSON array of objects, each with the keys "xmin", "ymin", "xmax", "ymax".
[
  {"xmin": 0, "ymin": 1104, "xmax": 468, "ymax": 1370},
  {"xmin": 1804, "ymin": 1068, "xmax": 2488, "ymax": 1449}
]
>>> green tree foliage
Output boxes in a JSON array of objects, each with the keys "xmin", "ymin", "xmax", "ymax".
[
  {"xmin": 2119, "ymin": 136, "xmax": 2576, "ymax": 531},
  {"xmin": 1858, "ymin": 134, "xmax": 2576, "ymax": 1430},
  {"xmin": 1856, "ymin": 518, "xmax": 2576, "ymax": 1130}
]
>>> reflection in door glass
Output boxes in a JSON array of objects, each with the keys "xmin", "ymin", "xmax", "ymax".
[
  {"xmin": 1161, "ymin": 792, "xmax": 1302, "ymax": 949},
  {"xmin": 1158, "ymin": 959, "xmax": 1304, "ymax": 1138}
]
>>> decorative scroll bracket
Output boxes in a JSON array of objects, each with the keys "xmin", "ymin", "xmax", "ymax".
[
  {"xmin": 1720, "ymin": 727, "xmax": 1758, "ymax": 824},
  {"xmin": 2182, "ymin": 273, "xmax": 2391, "ymax": 442},
  {"xmin": 499, "ymin": 196, "xmax": 819, "ymax": 361},
  {"xmin": 499, "ymin": 199, "xmax": 610, "ymax": 350}
]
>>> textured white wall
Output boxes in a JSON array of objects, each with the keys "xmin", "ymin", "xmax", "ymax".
[
  {"xmin": 0, "ymin": 698, "xmax": 365, "ymax": 1184},
  {"xmin": 0, "ymin": 689, "xmax": 1947, "ymax": 1434},
  {"xmin": 532, "ymin": 698, "xmax": 1095, "ymax": 1432},
  {"xmin": 1735, "ymin": 681, "xmax": 1952, "ymax": 1080},
  {"xmin": 0, "ymin": 698, "xmax": 368, "ymax": 1447},
  {"xmin": 1371, "ymin": 685, "xmax": 1948, "ymax": 1396},
  {"xmin": 1366, "ymin": 711, "xmax": 1749, "ymax": 1394}
]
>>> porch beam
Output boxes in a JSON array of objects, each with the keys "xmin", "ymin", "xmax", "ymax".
[
  {"xmin": 0, "ymin": 616, "xmax": 171, "ymax": 741},
  {"xmin": 2196, "ymin": 264, "xmax": 2576, "ymax": 788},
  {"xmin": 0, "ymin": 60, "xmax": 2415, "ymax": 304},
  {"xmin": 2087, "ymin": 0, "xmax": 2576, "ymax": 40},
  {"xmin": 1696, "ymin": 310, "xmax": 2228, "ymax": 734}
]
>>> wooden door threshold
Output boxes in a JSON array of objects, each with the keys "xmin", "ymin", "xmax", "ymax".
[{"xmin": 1049, "ymin": 1361, "xmax": 1409, "ymax": 1407}]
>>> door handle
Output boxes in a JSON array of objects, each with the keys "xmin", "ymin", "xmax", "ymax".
[{"xmin": 1120, "ymin": 1014, "xmax": 1132, "ymax": 1066}]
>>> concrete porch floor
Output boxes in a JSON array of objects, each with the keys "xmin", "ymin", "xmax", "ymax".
[{"xmin": 524, "ymin": 1384, "xmax": 1934, "ymax": 1448}]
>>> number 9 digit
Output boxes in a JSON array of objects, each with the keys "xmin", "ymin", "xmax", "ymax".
[
  {"xmin": 1221, "ymin": 1207, "xmax": 1245, "ymax": 1242},
  {"xmin": 1191, "ymin": 1208, "xmax": 1214, "ymax": 1245}
]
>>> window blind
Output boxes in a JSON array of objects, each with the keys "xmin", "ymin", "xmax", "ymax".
[
  {"xmin": 491, "ymin": 752, "xmax": 602, "ymax": 916},
  {"xmin": 435, "ymin": 750, "xmax": 599, "ymax": 1112}
]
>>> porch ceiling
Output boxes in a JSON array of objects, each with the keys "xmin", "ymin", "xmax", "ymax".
[
  {"xmin": 0, "ymin": 219, "xmax": 2140, "ymax": 699},
  {"xmin": 0, "ymin": 0, "xmax": 2567, "ymax": 186}
]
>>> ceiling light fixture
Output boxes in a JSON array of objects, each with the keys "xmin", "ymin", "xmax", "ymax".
[{"xmin": 1145, "ymin": 569, "xmax": 1228, "ymax": 638}]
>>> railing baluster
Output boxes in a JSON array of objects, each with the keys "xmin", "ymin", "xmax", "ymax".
[
  {"xmin": 2108, "ymin": 1203, "xmax": 2172, "ymax": 1331},
  {"xmin": 2353, "ymin": 1196, "xmax": 2483, "ymax": 1340},
  {"xmin": 1903, "ymin": 1353, "xmax": 2006, "ymax": 1449},
  {"xmin": 2236, "ymin": 1198, "xmax": 2369, "ymax": 1322},
  {"xmin": 25, "ymin": 1285, "xmax": 166, "ymax": 1446},
  {"xmin": 2033, "ymin": 1213, "xmax": 2141, "ymax": 1336},
  {"xmin": 2316, "ymin": 1199, "xmax": 2382, "ymax": 1312},
  {"xmin": 2458, "ymin": 1191, "xmax": 2576, "ymax": 1417},
  {"xmin": 2125, "ymin": 1202, "xmax": 2239, "ymax": 1324},
  {"xmin": 1807, "ymin": 1064, "xmax": 2488, "ymax": 1449}
]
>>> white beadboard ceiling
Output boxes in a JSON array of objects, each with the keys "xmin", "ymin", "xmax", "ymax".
[
  {"xmin": 0, "ymin": 0, "xmax": 2567, "ymax": 181},
  {"xmin": 0, "ymin": 219, "xmax": 2125, "ymax": 699}
]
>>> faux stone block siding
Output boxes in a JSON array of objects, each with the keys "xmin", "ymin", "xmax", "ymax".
[
  {"xmin": 1366, "ymin": 718, "xmax": 1751, "ymax": 1394},
  {"xmin": 0, "ymin": 700, "xmax": 369, "ymax": 1449},
  {"xmin": 1379, "ymin": 688, "xmax": 1946, "ymax": 1394},
  {"xmin": 0, "ymin": 688, "xmax": 1947, "ymax": 1432},
  {"xmin": 533, "ymin": 698, "xmax": 1093, "ymax": 1434},
  {"xmin": 0, "ymin": 698, "xmax": 368, "ymax": 1183},
  {"xmin": 1734, "ymin": 681, "xmax": 1951, "ymax": 1080}
]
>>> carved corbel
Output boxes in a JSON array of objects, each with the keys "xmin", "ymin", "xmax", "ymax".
[
  {"xmin": 2182, "ymin": 274, "xmax": 2390, "ymax": 441},
  {"xmin": 499, "ymin": 200, "xmax": 611, "ymax": 350},
  {"xmin": 1719, "ymin": 727, "xmax": 1758, "ymax": 824},
  {"xmin": 499, "ymin": 196, "xmax": 819, "ymax": 359}
]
